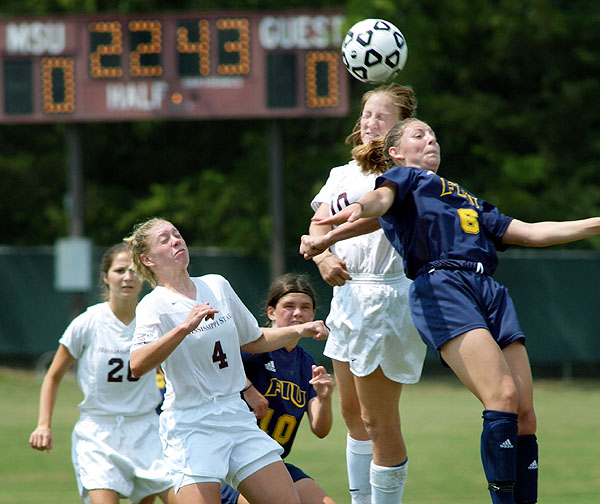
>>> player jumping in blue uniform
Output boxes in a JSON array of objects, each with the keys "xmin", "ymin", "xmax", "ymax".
[
  {"xmin": 300, "ymin": 118, "xmax": 600, "ymax": 504},
  {"xmin": 221, "ymin": 273, "xmax": 335, "ymax": 504}
]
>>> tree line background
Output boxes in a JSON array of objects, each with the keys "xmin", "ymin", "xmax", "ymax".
[{"xmin": 1, "ymin": 0, "xmax": 599, "ymax": 258}]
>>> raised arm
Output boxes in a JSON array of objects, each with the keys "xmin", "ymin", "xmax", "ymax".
[
  {"xmin": 241, "ymin": 321, "xmax": 329, "ymax": 354},
  {"xmin": 301, "ymin": 183, "xmax": 397, "ymax": 259},
  {"xmin": 309, "ymin": 203, "xmax": 353, "ymax": 286},
  {"xmin": 502, "ymin": 217, "xmax": 600, "ymax": 247},
  {"xmin": 130, "ymin": 302, "xmax": 219, "ymax": 377},
  {"xmin": 306, "ymin": 365, "xmax": 334, "ymax": 438},
  {"xmin": 29, "ymin": 345, "xmax": 75, "ymax": 453}
]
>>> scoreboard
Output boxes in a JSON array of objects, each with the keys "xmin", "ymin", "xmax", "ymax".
[{"xmin": 0, "ymin": 10, "xmax": 349, "ymax": 122}]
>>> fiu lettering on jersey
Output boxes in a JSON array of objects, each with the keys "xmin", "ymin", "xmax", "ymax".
[
  {"xmin": 440, "ymin": 177, "xmax": 480, "ymax": 209},
  {"xmin": 264, "ymin": 378, "xmax": 307, "ymax": 408}
]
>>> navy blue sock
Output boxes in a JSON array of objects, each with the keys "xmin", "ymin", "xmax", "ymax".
[
  {"xmin": 480, "ymin": 409, "xmax": 518, "ymax": 504},
  {"xmin": 515, "ymin": 434, "xmax": 538, "ymax": 503}
]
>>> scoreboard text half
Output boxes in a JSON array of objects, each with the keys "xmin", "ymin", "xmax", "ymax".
[{"xmin": 0, "ymin": 10, "xmax": 349, "ymax": 122}]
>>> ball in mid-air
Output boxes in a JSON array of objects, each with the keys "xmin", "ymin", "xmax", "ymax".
[{"xmin": 341, "ymin": 18, "xmax": 408, "ymax": 84}]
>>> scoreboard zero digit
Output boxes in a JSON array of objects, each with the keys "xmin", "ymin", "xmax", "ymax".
[{"xmin": 0, "ymin": 10, "xmax": 349, "ymax": 122}]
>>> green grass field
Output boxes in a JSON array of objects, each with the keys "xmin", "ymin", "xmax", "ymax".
[{"xmin": 2, "ymin": 367, "xmax": 599, "ymax": 503}]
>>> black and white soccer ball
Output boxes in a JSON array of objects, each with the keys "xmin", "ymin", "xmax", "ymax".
[{"xmin": 341, "ymin": 19, "xmax": 408, "ymax": 84}]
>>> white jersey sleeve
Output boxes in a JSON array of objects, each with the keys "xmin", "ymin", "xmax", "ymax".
[
  {"xmin": 132, "ymin": 275, "xmax": 261, "ymax": 410},
  {"xmin": 310, "ymin": 161, "xmax": 406, "ymax": 277},
  {"xmin": 59, "ymin": 303, "xmax": 161, "ymax": 416},
  {"xmin": 311, "ymin": 162, "xmax": 351, "ymax": 212}
]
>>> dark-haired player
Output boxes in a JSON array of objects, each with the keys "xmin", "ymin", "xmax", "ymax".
[{"xmin": 221, "ymin": 273, "xmax": 335, "ymax": 504}]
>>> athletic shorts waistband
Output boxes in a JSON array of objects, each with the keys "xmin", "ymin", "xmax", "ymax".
[
  {"xmin": 79, "ymin": 410, "xmax": 157, "ymax": 424},
  {"xmin": 416, "ymin": 259, "xmax": 486, "ymax": 277},
  {"xmin": 346, "ymin": 272, "xmax": 407, "ymax": 284},
  {"xmin": 164, "ymin": 392, "xmax": 243, "ymax": 415}
]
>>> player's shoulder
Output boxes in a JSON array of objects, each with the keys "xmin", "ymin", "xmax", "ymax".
[
  {"xmin": 194, "ymin": 274, "xmax": 230, "ymax": 290},
  {"xmin": 379, "ymin": 165, "xmax": 434, "ymax": 185},
  {"xmin": 138, "ymin": 286, "xmax": 163, "ymax": 305},
  {"xmin": 62, "ymin": 302, "xmax": 108, "ymax": 341},
  {"xmin": 136, "ymin": 287, "xmax": 175, "ymax": 315},
  {"xmin": 193, "ymin": 274, "xmax": 236, "ymax": 299},
  {"xmin": 75, "ymin": 302, "xmax": 109, "ymax": 323},
  {"xmin": 328, "ymin": 159, "xmax": 360, "ymax": 178}
]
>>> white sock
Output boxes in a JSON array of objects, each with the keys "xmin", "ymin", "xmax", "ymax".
[
  {"xmin": 346, "ymin": 434, "xmax": 373, "ymax": 504},
  {"xmin": 370, "ymin": 459, "xmax": 408, "ymax": 504}
]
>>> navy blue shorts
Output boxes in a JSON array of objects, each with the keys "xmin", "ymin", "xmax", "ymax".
[
  {"xmin": 409, "ymin": 269, "xmax": 524, "ymax": 357},
  {"xmin": 285, "ymin": 462, "xmax": 311, "ymax": 482},
  {"xmin": 220, "ymin": 462, "xmax": 311, "ymax": 503},
  {"xmin": 220, "ymin": 483, "xmax": 240, "ymax": 504}
]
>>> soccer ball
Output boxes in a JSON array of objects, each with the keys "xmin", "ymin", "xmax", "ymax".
[{"xmin": 341, "ymin": 19, "xmax": 408, "ymax": 84}]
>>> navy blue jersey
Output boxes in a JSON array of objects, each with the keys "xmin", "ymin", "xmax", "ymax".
[
  {"xmin": 241, "ymin": 346, "xmax": 318, "ymax": 458},
  {"xmin": 376, "ymin": 166, "xmax": 513, "ymax": 280}
]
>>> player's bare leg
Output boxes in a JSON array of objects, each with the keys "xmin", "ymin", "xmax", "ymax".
[
  {"xmin": 154, "ymin": 487, "xmax": 177, "ymax": 504},
  {"xmin": 503, "ymin": 341, "xmax": 538, "ymax": 503},
  {"xmin": 294, "ymin": 477, "xmax": 336, "ymax": 504},
  {"xmin": 441, "ymin": 328, "xmax": 518, "ymax": 411},
  {"xmin": 331, "ymin": 359, "xmax": 372, "ymax": 504},
  {"xmin": 177, "ymin": 482, "xmax": 221, "ymax": 504},
  {"xmin": 88, "ymin": 489, "xmax": 120, "ymax": 504},
  {"xmin": 333, "ymin": 360, "xmax": 369, "ymax": 440},
  {"xmin": 355, "ymin": 366, "xmax": 407, "ymax": 503},
  {"xmin": 502, "ymin": 341, "xmax": 536, "ymax": 435},
  {"xmin": 237, "ymin": 461, "xmax": 300, "ymax": 504},
  {"xmin": 354, "ymin": 367, "xmax": 404, "ymax": 465},
  {"xmin": 441, "ymin": 328, "xmax": 520, "ymax": 504}
]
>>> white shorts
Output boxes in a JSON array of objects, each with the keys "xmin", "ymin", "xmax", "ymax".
[
  {"xmin": 324, "ymin": 273, "xmax": 427, "ymax": 383},
  {"xmin": 72, "ymin": 412, "xmax": 172, "ymax": 504},
  {"xmin": 159, "ymin": 394, "xmax": 283, "ymax": 493}
]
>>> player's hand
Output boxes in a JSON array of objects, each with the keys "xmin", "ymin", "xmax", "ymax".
[
  {"xmin": 314, "ymin": 253, "xmax": 351, "ymax": 287},
  {"xmin": 300, "ymin": 234, "xmax": 332, "ymax": 260},
  {"xmin": 312, "ymin": 202, "xmax": 363, "ymax": 226},
  {"xmin": 243, "ymin": 386, "xmax": 269, "ymax": 419},
  {"xmin": 181, "ymin": 302, "xmax": 219, "ymax": 334},
  {"xmin": 29, "ymin": 426, "xmax": 53, "ymax": 453},
  {"xmin": 297, "ymin": 320, "xmax": 329, "ymax": 341},
  {"xmin": 309, "ymin": 365, "xmax": 334, "ymax": 399}
]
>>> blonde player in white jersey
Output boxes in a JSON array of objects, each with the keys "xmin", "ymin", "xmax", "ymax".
[
  {"xmin": 124, "ymin": 218, "xmax": 329, "ymax": 504},
  {"xmin": 308, "ymin": 83, "xmax": 427, "ymax": 504},
  {"xmin": 30, "ymin": 244, "xmax": 174, "ymax": 504}
]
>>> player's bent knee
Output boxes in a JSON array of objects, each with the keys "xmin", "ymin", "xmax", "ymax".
[{"xmin": 517, "ymin": 410, "xmax": 537, "ymax": 435}]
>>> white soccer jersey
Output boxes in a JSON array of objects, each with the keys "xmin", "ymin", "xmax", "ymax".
[
  {"xmin": 131, "ymin": 274, "xmax": 262, "ymax": 411},
  {"xmin": 59, "ymin": 302, "xmax": 161, "ymax": 417},
  {"xmin": 311, "ymin": 160, "xmax": 405, "ymax": 276}
]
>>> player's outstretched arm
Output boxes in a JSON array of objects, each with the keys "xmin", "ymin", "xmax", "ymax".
[
  {"xmin": 300, "ymin": 217, "xmax": 380, "ymax": 259},
  {"xmin": 323, "ymin": 183, "xmax": 397, "ymax": 224},
  {"xmin": 242, "ymin": 321, "xmax": 329, "ymax": 354},
  {"xmin": 29, "ymin": 344, "xmax": 75, "ymax": 453},
  {"xmin": 301, "ymin": 184, "xmax": 396, "ymax": 259},
  {"xmin": 502, "ymin": 217, "xmax": 600, "ymax": 247}
]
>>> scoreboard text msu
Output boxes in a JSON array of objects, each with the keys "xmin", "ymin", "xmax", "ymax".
[{"xmin": 0, "ymin": 10, "xmax": 349, "ymax": 122}]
